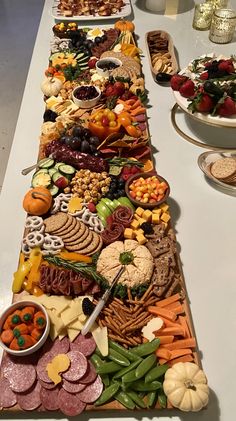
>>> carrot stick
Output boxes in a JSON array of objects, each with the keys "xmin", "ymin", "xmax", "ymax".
[
  {"xmin": 179, "ymin": 316, "xmax": 191, "ymax": 338},
  {"xmin": 158, "ymin": 317, "xmax": 180, "ymax": 327},
  {"xmin": 169, "ymin": 355, "xmax": 194, "ymax": 366},
  {"xmin": 156, "ymin": 348, "xmax": 172, "ymax": 360},
  {"xmin": 159, "ymin": 358, "xmax": 168, "ymax": 365},
  {"xmin": 159, "ymin": 326, "xmax": 185, "ymax": 337},
  {"xmin": 162, "ymin": 338, "xmax": 196, "ymax": 351},
  {"xmin": 129, "ymin": 99, "xmax": 141, "ymax": 109},
  {"xmin": 164, "ymin": 301, "xmax": 181, "ymax": 310},
  {"xmin": 148, "ymin": 306, "xmax": 177, "ymax": 322},
  {"xmin": 155, "ymin": 293, "xmax": 181, "ymax": 307},
  {"xmin": 170, "ymin": 348, "xmax": 192, "ymax": 359},
  {"xmin": 156, "ymin": 335, "xmax": 174, "ymax": 344},
  {"xmin": 130, "ymin": 107, "xmax": 146, "ymax": 116}
]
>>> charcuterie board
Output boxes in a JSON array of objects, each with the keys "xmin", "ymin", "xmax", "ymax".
[{"xmin": 0, "ymin": 18, "xmax": 209, "ymax": 416}]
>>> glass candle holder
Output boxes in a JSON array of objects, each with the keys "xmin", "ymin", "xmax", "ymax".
[
  {"xmin": 192, "ymin": 3, "xmax": 214, "ymax": 30},
  {"xmin": 209, "ymin": 9, "xmax": 236, "ymax": 43},
  {"xmin": 205, "ymin": 0, "xmax": 228, "ymax": 9}
]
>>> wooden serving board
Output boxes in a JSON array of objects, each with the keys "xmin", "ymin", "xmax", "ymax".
[{"xmin": 145, "ymin": 30, "xmax": 178, "ymax": 79}]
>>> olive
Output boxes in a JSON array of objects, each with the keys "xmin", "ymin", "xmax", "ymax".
[
  {"xmin": 155, "ymin": 72, "xmax": 172, "ymax": 83},
  {"xmin": 101, "ymin": 34, "xmax": 107, "ymax": 42},
  {"xmin": 95, "ymin": 36, "xmax": 102, "ymax": 44}
]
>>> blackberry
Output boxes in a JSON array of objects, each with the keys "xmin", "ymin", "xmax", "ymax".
[
  {"xmin": 82, "ymin": 298, "xmax": 94, "ymax": 316},
  {"xmin": 140, "ymin": 222, "xmax": 154, "ymax": 235}
]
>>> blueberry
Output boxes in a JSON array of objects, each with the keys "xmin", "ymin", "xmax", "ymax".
[
  {"xmin": 118, "ymin": 179, "xmax": 125, "ymax": 188},
  {"xmin": 72, "ymin": 126, "xmax": 83, "ymax": 137},
  {"xmin": 68, "ymin": 137, "xmax": 81, "ymax": 150},
  {"xmin": 82, "ymin": 128, "xmax": 92, "ymax": 140}
]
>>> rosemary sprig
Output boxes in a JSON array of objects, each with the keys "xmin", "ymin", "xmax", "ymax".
[{"xmin": 107, "ymin": 157, "xmax": 144, "ymax": 167}]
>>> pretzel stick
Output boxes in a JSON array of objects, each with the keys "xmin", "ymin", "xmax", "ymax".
[
  {"xmin": 121, "ymin": 311, "xmax": 148, "ymax": 332},
  {"xmin": 126, "ymin": 299, "xmax": 145, "ymax": 305},
  {"xmin": 108, "ymin": 333, "xmax": 134, "ymax": 346},
  {"xmin": 141, "ymin": 282, "xmax": 154, "ymax": 301},
  {"xmin": 125, "ymin": 315, "xmax": 153, "ymax": 333}
]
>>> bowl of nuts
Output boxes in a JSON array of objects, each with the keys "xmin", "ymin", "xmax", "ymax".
[{"xmin": 72, "ymin": 85, "xmax": 101, "ymax": 109}]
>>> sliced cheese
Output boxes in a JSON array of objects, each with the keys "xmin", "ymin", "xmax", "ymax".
[
  {"xmin": 60, "ymin": 300, "xmax": 82, "ymax": 326},
  {"xmin": 68, "ymin": 318, "xmax": 84, "ymax": 331},
  {"xmin": 91, "ymin": 325, "xmax": 108, "ymax": 357},
  {"xmin": 67, "ymin": 328, "xmax": 80, "ymax": 342},
  {"xmin": 47, "ymin": 309, "xmax": 65, "ymax": 335}
]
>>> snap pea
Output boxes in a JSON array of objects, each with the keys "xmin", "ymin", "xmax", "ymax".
[
  {"xmin": 108, "ymin": 348, "xmax": 130, "ymax": 367},
  {"xmin": 90, "ymin": 353, "xmax": 104, "ymax": 369},
  {"xmin": 146, "ymin": 391, "xmax": 158, "ymax": 408},
  {"xmin": 158, "ymin": 391, "xmax": 167, "ymax": 408},
  {"xmin": 101, "ymin": 374, "xmax": 110, "ymax": 387},
  {"xmin": 135, "ymin": 354, "xmax": 156, "ymax": 379},
  {"xmin": 113, "ymin": 359, "xmax": 141, "ymax": 379},
  {"xmin": 132, "ymin": 380, "xmax": 162, "ymax": 392},
  {"xmin": 122, "ymin": 368, "xmax": 138, "ymax": 383},
  {"xmin": 95, "ymin": 346, "xmax": 103, "ymax": 358},
  {"xmin": 145, "ymin": 364, "xmax": 169, "ymax": 383},
  {"xmin": 115, "ymin": 390, "xmax": 136, "ymax": 410},
  {"xmin": 126, "ymin": 391, "xmax": 147, "ymax": 408},
  {"xmin": 132, "ymin": 338, "xmax": 160, "ymax": 357},
  {"xmin": 109, "ymin": 339, "xmax": 140, "ymax": 362},
  {"xmin": 96, "ymin": 361, "xmax": 122, "ymax": 374},
  {"xmin": 95, "ymin": 382, "xmax": 120, "ymax": 406}
]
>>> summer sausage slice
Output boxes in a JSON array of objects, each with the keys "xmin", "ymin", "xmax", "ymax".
[
  {"xmin": 79, "ymin": 360, "xmax": 97, "ymax": 384},
  {"xmin": 43, "ymin": 337, "xmax": 70, "ymax": 356},
  {"xmin": 62, "ymin": 351, "xmax": 87, "ymax": 382},
  {"xmin": 77, "ymin": 375, "xmax": 103, "ymax": 403},
  {"xmin": 5, "ymin": 361, "xmax": 36, "ymax": 393},
  {"xmin": 70, "ymin": 333, "xmax": 96, "ymax": 357},
  {"xmin": 62, "ymin": 379, "xmax": 86, "ymax": 393},
  {"xmin": 37, "ymin": 352, "xmax": 54, "ymax": 384},
  {"xmin": 16, "ymin": 381, "xmax": 41, "ymax": 411},
  {"xmin": 40, "ymin": 386, "xmax": 60, "ymax": 411},
  {"xmin": 58, "ymin": 388, "xmax": 86, "ymax": 416},
  {"xmin": 0, "ymin": 377, "xmax": 17, "ymax": 408},
  {"xmin": 38, "ymin": 379, "xmax": 57, "ymax": 390}
]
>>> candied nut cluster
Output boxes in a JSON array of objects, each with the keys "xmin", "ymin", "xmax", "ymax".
[
  {"xmin": 58, "ymin": 0, "xmax": 125, "ymax": 17},
  {"xmin": 70, "ymin": 169, "xmax": 111, "ymax": 203}
]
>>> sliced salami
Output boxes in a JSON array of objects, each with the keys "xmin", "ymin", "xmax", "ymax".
[
  {"xmin": 62, "ymin": 351, "xmax": 87, "ymax": 382},
  {"xmin": 37, "ymin": 352, "xmax": 53, "ymax": 384},
  {"xmin": 58, "ymin": 388, "xmax": 86, "ymax": 416},
  {"xmin": 40, "ymin": 386, "xmax": 60, "ymax": 411},
  {"xmin": 43, "ymin": 337, "xmax": 70, "ymax": 356},
  {"xmin": 70, "ymin": 333, "xmax": 96, "ymax": 357},
  {"xmin": 0, "ymin": 377, "xmax": 17, "ymax": 408},
  {"xmin": 77, "ymin": 375, "xmax": 103, "ymax": 403},
  {"xmin": 39, "ymin": 379, "xmax": 57, "ymax": 390},
  {"xmin": 62, "ymin": 379, "xmax": 86, "ymax": 393},
  {"xmin": 6, "ymin": 361, "xmax": 36, "ymax": 393},
  {"xmin": 80, "ymin": 360, "xmax": 97, "ymax": 384},
  {"xmin": 16, "ymin": 381, "xmax": 41, "ymax": 411}
]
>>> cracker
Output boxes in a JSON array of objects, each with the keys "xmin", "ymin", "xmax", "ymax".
[
  {"xmin": 53, "ymin": 215, "xmax": 76, "ymax": 235},
  {"xmin": 87, "ymin": 235, "xmax": 103, "ymax": 256},
  {"xmin": 66, "ymin": 230, "xmax": 93, "ymax": 251},
  {"xmin": 44, "ymin": 212, "xmax": 68, "ymax": 233},
  {"xmin": 154, "ymin": 59, "xmax": 164, "ymax": 72},
  {"xmin": 61, "ymin": 220, "xmax": 82, "ymax": 240},
  {"xmin": 211, "ymin": 158, "xmax": 236, "ymax": 179},
  {"xmin": 80, "ymin": 232, "xmax": 100, "ymax": 255},
  {"xmin": 63, "ymin": 224, "xmax": 88, "ymax": 244}
]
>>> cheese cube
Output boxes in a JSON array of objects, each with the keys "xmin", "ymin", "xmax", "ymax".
[
  {"xmin": 142, "ymin": 209, "xmax": 152, "ymax": 222},
  {"xmin": 159, "ymin": 203, "xmax": 169, "ymax": 212},
  {"xmin": 135, "ymin": 207, "xmax": 144, "ymax": 217},
  {"xmin": 135, "ymin": 228, "xmax": 144, "ymax": 236},
  {"xmin": 124, "ymin": 228, "xmax": 135, "ymax": 239},
  {"xmin": 130, "ymin": 219, "xmax": 139, "ymax": 229},
  {"xmin": 136, "ymin": 217, "xmax": 146, "ymax": 226},
  {"xmin": 161, "ymin": 212, "xmax": 171, "ymax": 223},
  {"xmin": 136, "ymin": 233, "xmax": 147, "ymax": 245},
  {"xmin": 152, "ymin": 213, "xmax": 160, "ymax": 224},
  {"xmin": 152, "ymin": 208, "xmax": 162, "ymax": 215}
]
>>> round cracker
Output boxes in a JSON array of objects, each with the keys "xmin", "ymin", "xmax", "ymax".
[
  {"xmin": 211, "ymin": 158, "xmax": 236, "ymax": 179},
  {"xmin": 44, "ymin": 213, "xmax": 68, "ymax": 233},
  {"xmin": 53, "ymin": 215, "xmax": 77, "ymax": 235},
  {"xmin": 66, "ymin": 230, "xmax": 93, "ymax": 252},
  {"xmin": 63, "ymin": 224, "xmax": 88, "ymax": 244}
]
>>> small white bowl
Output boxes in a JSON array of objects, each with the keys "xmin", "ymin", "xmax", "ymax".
[
  {"xmin": 0, "ymin": 301, "xmax": 50, "ymax": 356},
  {"xmin": 72, "ymin": 85, "xmax": 101, "ymax": 109},
  {"xmin": 96, "ymin": 58, "xmax": 122, "ymax": 77}
]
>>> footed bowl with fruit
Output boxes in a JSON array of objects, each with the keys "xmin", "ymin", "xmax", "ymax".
[
  {"xmin": 72, "ymin": 85, "xmax": 101, "ymax": 108},
  {"xmin": 125, "ymin": 172, "xmax": 170, "ymax": 209}
]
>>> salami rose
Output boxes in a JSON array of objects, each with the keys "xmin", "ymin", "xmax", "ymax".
[
  {"xmin": 101, "ymin": 222, "xmax": 124, "ymax": 245},
  {"xmin": 112, "ymin": 206, "xmax": 133, "ymax": 227}
]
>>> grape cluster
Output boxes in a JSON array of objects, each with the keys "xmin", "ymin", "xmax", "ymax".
[
  {"xmin": 74, "ymin": 85, "xmax": 99, "ymax": 101},
  {"xmin": 71, "ymin": 31, "xmax": 107, "ymax": 57},
  {"xmin": 60, "ymin": 125, "xmax": 100, "ymax": 155},
  {"xmin": 106, "ymin": 176, "xmax": 126, "ymax": 200}
]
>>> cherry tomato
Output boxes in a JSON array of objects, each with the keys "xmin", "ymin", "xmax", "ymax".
[
  {"xmin": 125, "ymin": 124, "xmax": 142, "ymax": 138},
  {"xmin": 101, "ymin": 116, "xmax": 109, "ymax": 126}
]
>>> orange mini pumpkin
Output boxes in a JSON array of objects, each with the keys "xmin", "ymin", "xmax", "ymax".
[
  {"xmin": 114, "ymin": 20, "xmax": 135, "ymax": 33},
  {"xmin": 23, "ymin": 187, "xmax": 52, "ymax": 216}
]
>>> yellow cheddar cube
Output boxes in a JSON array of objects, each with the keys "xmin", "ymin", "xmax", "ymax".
[
  {"xmin": 161, "ymin": 212, "xmax": 171, "ymax": 223},
  {"xmin": 152, "ymin": 208, "xmax": 162, "ymax": 216},
  {"xmin": 159, "ymin": 203, "xmax": 169, "ymax": 212},
  {"xmin": 135, "ymin": 228, "xmax": 144, "ymax": 236},
  {"xmin": 142, "ymin": 209, "xmax": 152, "ymax": 222},
  {"xmin": 137, "ymin": 218, "xmax": 146, "ymax": 226},
  {"xmin": 135, "ymin": 207, "xmax": 144, "ymax": 217},
  {"xmin": 152, "ymin": 213, "xmax": 160, "ymax": 224},
  {"xmin": 130, "ymin": 219, "xmax": 140, "ymax": 230},
  {"xmin": 124, "ymin": 228, "xmax": 135, "ymax": 239},
  {"xmin": 136, "ymin": 233, "xmax": 147, "ymax": 245}
]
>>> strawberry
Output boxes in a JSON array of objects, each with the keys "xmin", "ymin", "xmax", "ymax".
[
  {"xmin": 179, "ymin": 80, "xmax": 195, "ymax": 98},
  {"xmin": 170, "ymin": 74, "xmax": 187, "ymax": 91},
  {"xmin": 218, "ymin": 59, "xmax": 235, "ymax": 74},
  {"xmin": 195, "ymin": 94, "xmax": 214, "ymax": 113},
  {"xmin": 87, "ymin": 202, "xmax": 97, "ymax": 213},
  {"xmin": 200, "ymin": 71, "xmax": 209, "ymax": 80},
  {"xmin": 217, "ymin": 97, "xmax": 236, "ymax": 117}
]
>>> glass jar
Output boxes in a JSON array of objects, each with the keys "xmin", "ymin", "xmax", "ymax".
[
  {"xmin": 205, "ymin": 0, "xmax": 228, "ymax": 9},
  {"xmin": 192, "ymin": 3, "xmax": 214, "ymax": 30},
  {"xmin": 209, "ymin": 9, "xmax": 236, "ymax": 43}
]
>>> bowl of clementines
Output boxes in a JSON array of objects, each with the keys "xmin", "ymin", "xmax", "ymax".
[
  {"xmin": 0, "ymin": 301, "xmax": 50, "ymax": 356},
  {"xmin": 125, "ymin": 171, "xmax": 170, "ymax": 209}
]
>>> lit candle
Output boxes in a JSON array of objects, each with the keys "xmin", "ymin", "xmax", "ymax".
[{"xmin": 192, "ymin": 3, "xmax": 214, "ymax": 30}]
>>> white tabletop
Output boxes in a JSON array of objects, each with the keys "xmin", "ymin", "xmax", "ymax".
[{"xmin": 0, "ymin": 1, "xmax": 236, "ymax": 420}]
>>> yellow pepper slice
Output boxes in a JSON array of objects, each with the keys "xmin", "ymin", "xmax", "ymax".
[{"xmin": 12, "ymin": 260, "xmax": 32, "ymax": 293}]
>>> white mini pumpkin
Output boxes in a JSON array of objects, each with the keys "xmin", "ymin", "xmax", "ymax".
[
  {"xmin": 163, "ymin": 362, "xmax": 209, "ymax": 412},
  {"xmin": 41, "ymin": 77, "xmax": 63, "ymax": 97}
]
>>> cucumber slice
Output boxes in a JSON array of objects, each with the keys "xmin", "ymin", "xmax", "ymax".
[
  {"xmin": 38, "ymin": 158, "xmax": 54, "ymax": 169},
  {"xmin": 59, "ymin": 164, "xmax": 76, "ymax": 175},
  {"xmin": 48, "ymin": 184, "xmax": 59, "ymax": 196},
  {"xmin": 75, "ymin": 52, "xmax": 85, "ymax": 60},
  {"xmin": 33, "ymin": 169, "xmax": 49, "ymax": 176},
  {"xmin": 54, "ymin": 162, "xmax": 65, "ymax": 170},
  {"xmin": 32, "ymin": 173, "xmax": 51, "ymax": 188},
  {"xmin": 48, "ymin": 167, "xmax": 58, "ymax": 177},
  {"xmin": 52, "ymin": 171, "xmax": 63, "ymax": 183}
]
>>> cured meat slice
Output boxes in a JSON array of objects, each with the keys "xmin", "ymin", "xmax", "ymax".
[
  {"xmin": 70, "ymin": 333, "xmax": 96, "ymax": 357},
  {"xmin": 5, "ymin": 361, "xmax": 36, "ymax": 393},
  {"xmin": 40, "ymin": 386, "xmax": 60, "ymax": 411},
  {"xmin": 58, "ymin": 388, "xmax": 86, "ymax": 416},
  {"xmin": 62, "ymin": 379, "xmax": 86, "ymax": 393},
  {"xmin": 79, "ymin": 360, "xmax": 97, "ymax": 384},
  {"xmin": 39, "ymin": 379, "xmax": 57, "ymax": 390},
  {"xmin": 101, "ymin": 222, "xmax": 124, "ymax": 245},
  {"xmin": 43, "ymin": 337, "xmax": 70, "ymax": 356},
  {"xmin": 62, "ymin": 351, "xmax": 87, "ymax": 382},
  {"xmin": 77, "ymin": 375, "xmax": 103, "ymax": 403},
  {"xmin": 0, "ymin": 377, "xmax": 17, "ymax": 408},
  {"xmin": 37, "ymin": 352, "xmax": 54, "ymax": 384},
  {"xmin": 16, "ymin": 381, "xmax": 41, "ymax": 411},
  {"xmin": 112, "ymin": 206, "xmax": 133, "ymax": 227}
]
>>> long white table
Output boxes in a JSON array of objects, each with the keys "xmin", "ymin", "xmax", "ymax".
[{"xmin": 0, "ymin": 1, "xmax": 236, "ymax": 420}]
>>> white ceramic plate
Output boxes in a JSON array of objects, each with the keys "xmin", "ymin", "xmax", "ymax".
[{"xmin": 52, "ymin": 0, "xmax": 132, "ymax": 20}]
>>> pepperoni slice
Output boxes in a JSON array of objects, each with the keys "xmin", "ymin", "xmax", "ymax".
[
  {"xmin": 80, "ymin": 360, "xmax": 97, "ymax": 384},
  {"xmin": 70, "ymin": 333, "xmax": 96, "ymax": 357},
  {"xmin": 16, "ymin": 381, "xmax": 41, "ymax": 411},
  {"xmin": 0, "ymin": 377, "xmax": 17, "ymax": 408},
  {"xmin": 62, "ymin": 379, "xmax": 86, "ymax": 393},
  {"xmin": 63, "ymin": 351, "xmax": 87, "ymax": 382},
  {"xmin": 58, "ymin": 389, "xmax": 86, "ymax": 416},
  {"xmin": 77, "ymin": 375, "xmax": 103, "ymax": 403},
  {"xmin": 43, "ymin": 337, "xmax": 70, "ymax": 356},
  {"xmin": 37, "ymin": 352, "xmax": 54, "ymax": 384},
  {"xmin": 5, "ymin": 361, "xmax": 36, "ymax": 393},
  {"xmin": 40, "ymin": 386, "xmax": 60, "ymax": 411}
]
